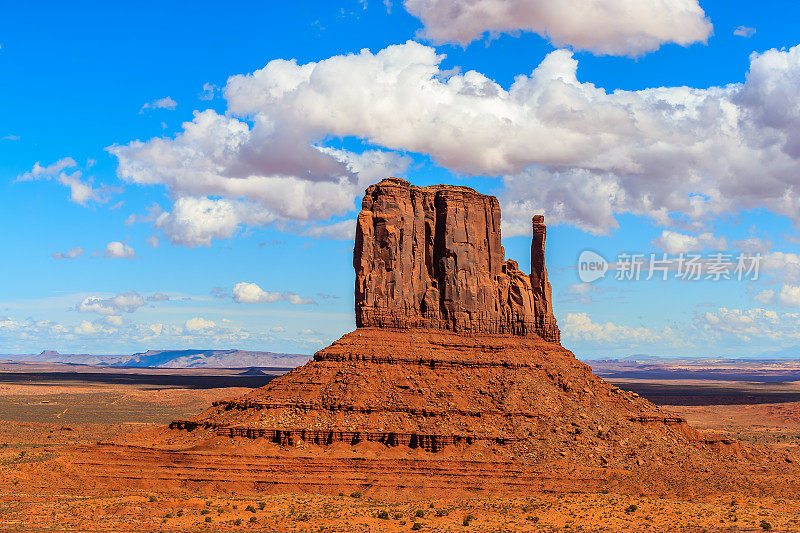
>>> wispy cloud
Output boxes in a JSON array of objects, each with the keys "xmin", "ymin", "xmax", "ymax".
[
  {"xmin": 16, "ymin": 157, "xmax": 112, "ymax": 205},
  {"xmin": 140, "ymin": 96, "xmax": 177, "ymax": 113},
  {"xmin": 52, "ymin": 246, "xmax": 84, "ymax": 260},
  {"xmin": 199, "ymin": 83, "xmax": 217, "ymax": 101}
]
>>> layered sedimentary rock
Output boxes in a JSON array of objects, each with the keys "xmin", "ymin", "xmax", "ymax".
[
  {"xmin": 169, "ymin": 327, "xmax": 706, "ymax": 458},
  {"xmin": 355, "ymin": 178, "xmax": 560, "ymax": 342},
  {"xmin": 162, "ymin": 177, "xmax": 727, "ymax": 465}
]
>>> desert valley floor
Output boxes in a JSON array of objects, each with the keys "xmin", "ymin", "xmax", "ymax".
[{"xmin": 3, "ymin": 361, "xmax": 800, "ymax": 532}]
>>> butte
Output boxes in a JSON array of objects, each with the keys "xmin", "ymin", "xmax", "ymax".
[{"xmin": 84, "ymin": 178, "xmax": 795, "ymax": 497}]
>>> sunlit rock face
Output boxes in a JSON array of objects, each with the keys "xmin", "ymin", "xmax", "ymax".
[{"xmin": 354, "ymin": 177, "xmax": 560, "ymax": 342}]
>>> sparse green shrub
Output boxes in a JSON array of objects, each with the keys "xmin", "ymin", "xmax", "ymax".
[
  {"xmin": 429, "ymin": 503, "xmax": 435, "ymax": 508},
  {"xmin": 234, "ymin": 518, "xmax": 242, "ymax": 526},
  {"xmin": 625, "ymin": 504, "xmax": 638, "ymax": 514},
  {"xmin": 377, "ymin": 510, "xmax": 389, "ymax": 519},
  {"xmin": 412, "ymin": 523, "xmax": 422, "ymax": 531},
  {"xmin": 177, "ymin": 510, "xmax": 184, "ymax": 517},
  {"xmin": 205, "ymin": 500, "xmax": 212, "ymax": 507},
  {"xmin": 258, "ymin": 501, "xmax": 266, "ymax": 510},
  {"xmin": 164, "ymin": 513, "xmax": 172, "ymax": 519},
  {"xmin": 415, "ymin": 510, "xmax": 425, "ymax": 518},
  {"xmin": 601, "ymin": 489, "xmax": 609, "ymax": 494},
  {"xmin": 297, "ymin": 512, "xmax": 310, "ymax": 521},
  {"xmin": 393, "ymin": 513, "xmax": 403, "ymax": 520},
  {"xmin": 249, "ymin": 516, "xmax": 258, "ymax": 523},
  {"xmin": 761, "ymin": 520, "xmax": 772, "ymax": 531},
  {"xmin": 204, "ymin": 516, "xmax": 212, "ymax": 523},
  {"xmin": 462, "ymin": 514, "xmax": 475, "ymax": 526},
  {"xmin": 435, "ymin": 509, "xmax": 448, "ymax": 517},
  {"xmin": 350, "ymin": 491, "xmax": 362, "ymax": 498},
  {"xmin": 245, "ymin": 505, "xmax": 256, "ymax": 513},
  {"xmin": 200, "ymin": 509, "xmax": 210, "ymax": 515},
  {"xmin": 148, "ymin": 495, "xmax": 157, "ymax": 502}
]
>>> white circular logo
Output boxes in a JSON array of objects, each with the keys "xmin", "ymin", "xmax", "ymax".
[{"xmin": 577, "ymin": 250, "xmax": 608, "ymax": 283}]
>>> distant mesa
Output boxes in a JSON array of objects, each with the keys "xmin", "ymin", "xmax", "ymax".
[
  {"xmin": 118, "ymin": 349, "xmax": 309, "ymax": 369},
  {"xmin": 237, "ymin": 367, "xmax": 270, "ymax": 376},
  {"xmin": 6, "ymin": 348, "xmax": 310, "ymax": 369}
]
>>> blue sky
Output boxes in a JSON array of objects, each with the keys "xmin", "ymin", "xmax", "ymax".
[{"xmin": 2, "ymin": 0, "xmax": 800, "ymax": 358}]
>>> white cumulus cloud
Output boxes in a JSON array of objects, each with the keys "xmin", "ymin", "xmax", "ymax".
[
  {"xmin": 154, "ymin": 197, "xmax": 273, "ymax": 247},
  {"xmin": 404, "ymin": 0, "xmax": 712, "ymax": 56},
  {"xmin": 562, "ymin": 312, "xmax": 673, "ymax": 346},
  {"xmin": 753, "ymin": 285, "xmax": 800, "ymax": 308},
  {"xmin": 232, "ymin": 282, "xmax": 316, "ymax": 305},
  {"xmin": 109, "ymin": 41, "xmax": 800, "ymax": 240},
  {"xmin": 652, "ymin": 231, "xmax": 727, "ymax": 254},
  {"xmin": 761, "ymin": 252, "xmax": 800, "ymax": 283},
  {"xmin": 74, "ymin": 320, "xmax": 100, "ymax": 335},
  {"xmin": 77, "ymin": 291, "xmax": 147, "ymax": 316},
  {"xmin": 700, "ymin": 307, "xmax": 783, "ymax": 343},
  {"xmin": 104, "ymin": 241, "xmax": 135, "ymax": 259},
  {"xmin": 184, "ymin": 317, "xmax": 216, "ymax": 332}
]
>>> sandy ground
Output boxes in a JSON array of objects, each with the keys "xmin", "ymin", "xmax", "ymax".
[
  {"xmin": 2, "ymin": 371, "xmax": 800, "ymax": 531},
  {"xmin": 2, "ymin": 485, "xmax": 799, "ymax": 532}
]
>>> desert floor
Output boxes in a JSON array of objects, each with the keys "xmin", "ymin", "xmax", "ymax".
[{"xmin": 2, "ymin": 363, "xmax": 800, "ymax": 532}]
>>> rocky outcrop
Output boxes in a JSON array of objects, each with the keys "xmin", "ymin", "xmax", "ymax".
[
  {"xmin": 354, "ymin": 178, "xmax": 560, "ymax": 342},
  {"xmin": 157, "ymin": 177, "xmax": 770, "ymax": 490}
]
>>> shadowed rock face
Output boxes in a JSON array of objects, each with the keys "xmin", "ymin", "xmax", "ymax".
[{"xmin": 354, "ymin": 177, "xmax": 560, "ymax": 342}]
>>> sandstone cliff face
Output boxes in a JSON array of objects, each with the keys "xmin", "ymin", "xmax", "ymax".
[{"xmin": 354, "ymin": 178, "xmax": 560, "ymax": 342}]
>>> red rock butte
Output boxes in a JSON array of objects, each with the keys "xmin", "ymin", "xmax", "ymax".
[
  {"xmin": 165, "ymin": 178, "xmax": 738, "ymax": 453},
  {"xmin": 94, "ymin": 177, "xmax": 794, "ymax": 497},
  {"xmin": 355, "ymin": 178, "xmax": 560, "ymax": 342}
]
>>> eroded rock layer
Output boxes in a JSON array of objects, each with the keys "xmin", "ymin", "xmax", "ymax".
[
  {"xmin": 355, "ymin": 178, "xmax": 560, "ymax": 342},
  {"xmin": 143, "ymin": 177, "xmax": 792, "ymax": 496},
  {"xmin": 167, "ymin": 327, "xmax": 742, "ymax": 465}
]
